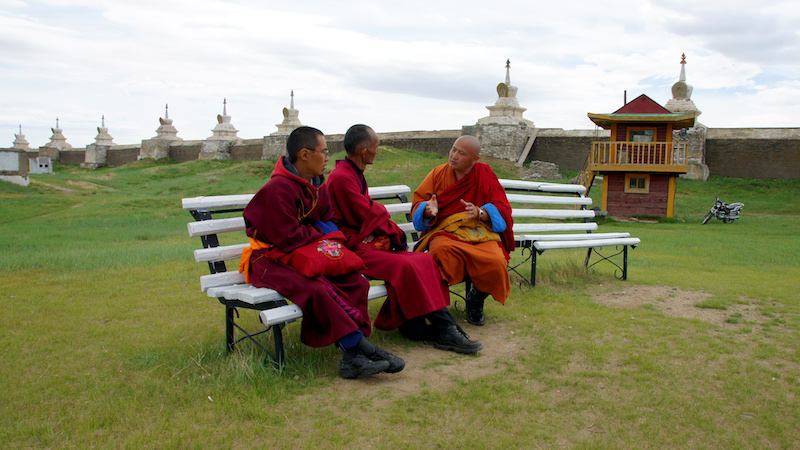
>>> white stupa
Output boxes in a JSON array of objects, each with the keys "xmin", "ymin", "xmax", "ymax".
[
  {"xmin": 12, "ymin": 125, "xmax": 31, "ymax": 150},
  {"xmin": 476, "ymin": 59, "xmax": 533, "ymax": 127},
  {"xmin": 42, "ymin": 118, "xmax": 73, "ymax": 150},
  {"xmin": 208, "ymin": 98, "xmax": 239, "ymax": 141},
  {"xmin": 94, "ymin": 116, "xmax": 116, "ymax": 146},
  {"xmin": 271, "ymin": 90, "xmax": 303, "ymax": 135},
  {"xmin": 665, "ymin": 54, "xmax": 702, "ymax": 118},
  {"xmin": 153, "ymin": 104, "xmax": 182, "ymax": 140}
]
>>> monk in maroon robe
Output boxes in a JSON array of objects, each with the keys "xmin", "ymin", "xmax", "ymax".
[
  {"xmin": 242, "ymin": 126, "xmax": 404, "ymax": 379},
  {"xmin": 412, "ymin": 135, "xmax": 514, "ymax": 326},
  {"xmin": 327, "ymin": 124, "xmax": 482, "ymax": 354}
]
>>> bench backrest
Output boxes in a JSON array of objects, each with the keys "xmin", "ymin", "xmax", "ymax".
[{"xmin": 184, "ymin": 179, "xmax": 601, "ymax": 291}]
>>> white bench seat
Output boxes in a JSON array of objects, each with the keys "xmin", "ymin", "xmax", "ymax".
[{"xmin": 534, "ymin": 237, "xmax": 641, "ymax": 251}]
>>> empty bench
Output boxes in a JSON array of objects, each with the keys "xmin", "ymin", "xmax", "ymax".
[
  {"xmin": 499, "ymin": 178, "xmax": 641, "ymax": 286},
  {"xmin": 182, "ymin": 185, "xmax": 412, "ymax": 365}
]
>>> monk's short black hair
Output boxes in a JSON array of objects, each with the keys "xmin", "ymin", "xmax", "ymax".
[
  {"xmin": 287, "ymin": 126, "xmax": 324, "ymax": 163},
  {"xmin": 344, "ymin": 124, "xmax": 373, "ymax": 155}
]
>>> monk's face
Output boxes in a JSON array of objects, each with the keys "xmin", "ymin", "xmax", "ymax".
[
  {"xmin": 306, "ymin": 134, "xmax": 329, "ymax": 177},
  {"xmin": 448, "ymin": 136, "xmax": 479, "ymax": 176},
  {"xmin": 362, "ymin": 128, "xmax": 380, "ymax": 165}
]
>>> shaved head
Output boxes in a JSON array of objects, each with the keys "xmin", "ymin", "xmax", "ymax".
[{"xmin": 455, "ymin": 135, "xmax": 480, "ymax": 158}]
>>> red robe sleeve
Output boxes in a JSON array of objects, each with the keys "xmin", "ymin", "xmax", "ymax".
[{"xmin": 328, "ymin": 161, "xmax": 405, "ymax": 248}]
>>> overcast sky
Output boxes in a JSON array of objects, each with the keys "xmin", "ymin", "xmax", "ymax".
[{"xmin": 2, "ymin": 0, "xmax": 799, "ymax": 148}]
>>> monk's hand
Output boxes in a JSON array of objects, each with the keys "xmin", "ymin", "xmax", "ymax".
[
  {"xmin": 461, "ymin": 199, "xmax": 480, "ymax": 220},
  {"xmin": 424, "ymin": 194, "xmax": 439, "ymax": 218},
  {"xmin": 362, "ymin": 234, "xmax": 375, "ymax": 243}
]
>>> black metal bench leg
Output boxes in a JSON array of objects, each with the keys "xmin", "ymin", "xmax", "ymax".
[
  {"xmin": 531, "ymin": 251, "xmax": 538, "ymax": 287},
  {"xmin": 622, "ymin": 245, "xmax": 629, "ymax": 280},
  {"xmin": 225, "ymin": 306, "xmax": 235, "ymax": 353},
  {"xmin": 272, "ymin": 324, "xmax": 286, "ymax": 367}
]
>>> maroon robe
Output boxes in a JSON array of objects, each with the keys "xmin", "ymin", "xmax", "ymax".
[
  {"xmin": 243, "ymin": 156, "xmax": 371, "ymax": 348},
  {"xmin": 327, "ymin": 159, "xmax": 449, "ymax": 331}
]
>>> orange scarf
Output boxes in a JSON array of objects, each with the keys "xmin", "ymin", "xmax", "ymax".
[{"xmin": 239, "ymin": 238, "xmax": 274, "ymax": 284}]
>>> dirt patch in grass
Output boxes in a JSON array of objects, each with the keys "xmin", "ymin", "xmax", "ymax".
[
  {"xmin": 309, "ymin": 321, "xmax": 525, "ymax": 404},
  {"xmin": 592, "ymin": 285, "xmax": 769, "ymax": 327}
]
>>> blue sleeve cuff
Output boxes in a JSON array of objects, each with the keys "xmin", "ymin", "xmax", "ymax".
[
  {"xmin": 481, "ymin": 203, "xmax": 506, "ymax": 232},
  {"xmin": 412, "ymin": 201, "xmax": 434, "ymax": 231},
  {"xmin": 314, "ymin": 220, "xmax": 339, "ymax": 234}
]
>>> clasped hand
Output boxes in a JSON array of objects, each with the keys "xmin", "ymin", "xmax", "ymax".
[{"xmin": 423, "ymin": 195, "xmax": 480, "ymax": 221}]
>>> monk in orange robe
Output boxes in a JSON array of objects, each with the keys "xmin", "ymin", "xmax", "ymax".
[
  {"xmin": 411, "ymin": 135, "xmax": 514, "ymax": 325},
  {"xmin": 327, "ymin": 124, "xmax": 482, "ymax": 353}
]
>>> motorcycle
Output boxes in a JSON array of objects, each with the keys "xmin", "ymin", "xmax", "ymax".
[{"xmin": 702, "ymin": 195, "xmax": 744, "ymax": 224}]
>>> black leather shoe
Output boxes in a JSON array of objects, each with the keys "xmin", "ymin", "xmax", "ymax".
[
  {"xmin": 366, "ymin": 346, "xmax": 406, "ymax": 373},
  {"xmin": 434, "ymin": 325, "xmax": 483, "ymax": 354},
  {"xmin": 339, "ymin": 354, "xmax": 390, "ymax": 379},
  {"xmin": 465, "ymin": 286, "xmax": 487, "ymax": 326}
]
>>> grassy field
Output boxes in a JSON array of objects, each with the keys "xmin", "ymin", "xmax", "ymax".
[{"xmin": 1, "ymin": 148, "xmax": 799, "ymax": 448}]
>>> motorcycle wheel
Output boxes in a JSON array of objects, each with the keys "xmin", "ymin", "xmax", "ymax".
[
  {"xmin": 724, "ymin": 218, "xmax": 735, "ymax": 224},
  {"xmin": 702, "ymin": 212, "xmax": 713, "ymax": 225}
]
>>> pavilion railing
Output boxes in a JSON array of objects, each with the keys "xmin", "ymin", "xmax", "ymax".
[{"xmin": 590, "ymin": 141, "xmax": 688, "ymax": 168}]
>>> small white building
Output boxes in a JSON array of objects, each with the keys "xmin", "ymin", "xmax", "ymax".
[{"xmin": 0, "ymin": 148, "xmax": 30, "ymax": 187}]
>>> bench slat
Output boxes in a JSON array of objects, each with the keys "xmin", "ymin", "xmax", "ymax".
[
  {"xmin": 182, "ymin": 194, "xmax": 255, "ymax": 211},
  {"xmin": 260, "ymin": 305, "xmax": 304, "ymax": 326},
  {"xmin": 534, "ymin": 237, "xmax": 641, "ymax": 251},
  {"xmin": 368, "ymin": 185, "xmax": 411, "ymax": 197},
  {"xmin": 513, "ymin": 222, "xmax": 598, "ymax": 233},
  {"xmin": 512, "ymin": 208, "xmax": 596, "ymax": 220},
  {"xmin": 195, "ymin": 243, "xmax": 248, "ymax": 263},
  {"xmin": 384, "ymin": 203, "xmax": 412, "ymax": 215},
  {"xmin": 499, "ymin": 179, "xmax": 586, "ymax": 194},
  {"xmin": 517, "ymin": 232, "xmax": 630, "ymax": 242},
  {"xmin": 506, "ymin": 193, "xmax": 592, "ymax": 206},
  {"xmin": 200, "ymin": 271, "xmax": 246, "ymax": 292},
  {"xmin": 188, "ymin": 217, "xmax": 246, "ymax": 237}
]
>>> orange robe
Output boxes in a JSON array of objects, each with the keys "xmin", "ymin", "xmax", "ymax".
[{"xmin": 412, "ymin": 163, "xmax": 514, "ymax": 304}]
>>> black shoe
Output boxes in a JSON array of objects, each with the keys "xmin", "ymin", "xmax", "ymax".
[
  {"xmin": 367, "ymin": 346, "xmax": 406, "ymax": 373},
  {"xmin": 339, "ymin": 353, "xmax": 391, "ymax": 379},
  {"xmin": 434, "ymin": 325, "xmax": 483, "ymax": 354},
  {"xmin": 465, "ymin": 286, "xmax": 487, "ymax": 326}
]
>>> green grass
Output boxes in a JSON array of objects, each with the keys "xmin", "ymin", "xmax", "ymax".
[{"xmin": 2, "ymin": 148, "xmax": 799, "ymax": 448}]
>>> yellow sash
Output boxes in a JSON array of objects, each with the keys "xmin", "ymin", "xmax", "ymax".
[{"xmin": 414, "ymin": 212, "xmax": 501, "ymax": 252}]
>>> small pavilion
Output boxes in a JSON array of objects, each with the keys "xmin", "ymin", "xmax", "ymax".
[{"xmin": 587, "ymin": 94, "xmax": 695, "ymax": 217}]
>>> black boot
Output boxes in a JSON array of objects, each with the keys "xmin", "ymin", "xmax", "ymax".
[
  {"xmin": 465, "ymin": 285, "xmax": 489, "ymax": 326},
  {"xmin": 427, "ymin": 308, "xmax": 483, "ymax": 354},
  {"xmin": 435, "ymin": 325, "xmax": 483, "ymax": 354},
  {"xmin": 339, "ymin": 348, "xmax": 390, "ymax": 379},
  {"xmin": 356, "ymin": 338, "xmax": 405, "ymax": 374}
]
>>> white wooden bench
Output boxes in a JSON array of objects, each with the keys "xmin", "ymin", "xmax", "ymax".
[
  {"xmin": 499, "ymin": 178, "xmax": 641, "ymax": 286},
  {"xmin": 182, "ymin": 185, "xmax": 412, "ymax": 365}
]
